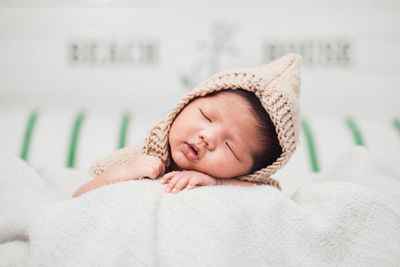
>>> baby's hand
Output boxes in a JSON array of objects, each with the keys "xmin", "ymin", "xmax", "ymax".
[
  {"xmin": 107, "ymin": 154, "xmax": 165, "ymax": 182},
  {"xmin": 160, "ymin": 170, "xmax": 218, "ymax": 194}
]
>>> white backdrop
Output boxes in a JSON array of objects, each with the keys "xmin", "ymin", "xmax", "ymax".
[
  {"xmin": 0, "ymin": 0, "xmax": 399, "ymax": 175},
  {"xmin": 1, "ymin": 0, "xmax": 399, "ymax": 116}
]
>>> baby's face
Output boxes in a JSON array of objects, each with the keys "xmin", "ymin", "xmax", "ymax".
[{"xmin": 168, "ymin": 91, "xmax": 264, "ymax": 179}]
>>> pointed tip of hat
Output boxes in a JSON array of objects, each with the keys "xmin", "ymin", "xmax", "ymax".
[
  {"xmin": 260, "ymin": 53, "xmax": 301, "ymax": 78},
  {"xmin": 260, "ymin": 53, "xmax": 301, "ymax": 73},
  {"xmin": 273, "ymin": 53, "xmax": 301, "ymax": 68},
  {"xmin": 257, "ymin": 53, "xmax": 301, "ymax": 96},
  {"xmin": 279, "ymin": 54, "xmax": 301, "ymax": 96},
  {"xmin": 285, "ymin": 53, "xmax": 302, "ymax": 60},
  {"xmin": 286, "ymin": 53, "xmax": 302, "ymax": 68}
]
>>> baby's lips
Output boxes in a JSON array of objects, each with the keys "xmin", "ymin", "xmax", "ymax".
[{"xmin": 182, "ymin": 143, "xmax": 199, "ymax": 160}]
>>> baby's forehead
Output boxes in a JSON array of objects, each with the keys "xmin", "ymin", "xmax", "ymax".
[
  {"xmin": 209, "ymin": 90, "xmax": 243, "ymax": 98},
  {"xmin": 200, "ymin": 91, "xmax": 255, "ymax": 116},
  {"xmin": 207, "ymin": 92, "xmax": 260, "ymax": 131},
  {"xmin": 202, "ymin": 90, "xmax": 249, "ymax": 104}
]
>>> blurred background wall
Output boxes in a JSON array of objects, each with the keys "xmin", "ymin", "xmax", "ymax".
[{"xmin": 0, "ymin": 0, "xmax": 399, "ymax": 175}]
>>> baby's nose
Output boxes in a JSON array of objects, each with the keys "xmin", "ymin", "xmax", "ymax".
[{"xmin": 199, "ymin": 133, "xmax": 215, "ymax": 151}]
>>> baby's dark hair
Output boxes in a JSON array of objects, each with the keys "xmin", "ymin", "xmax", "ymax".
[{"xmin": 229, "ymin": 89, "xmax": 282, "ymax": 173}]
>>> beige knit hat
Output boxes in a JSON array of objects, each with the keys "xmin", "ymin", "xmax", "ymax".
[{"xmin": 90, "ymin": 54, "xmax": 301, "ymax": 190}]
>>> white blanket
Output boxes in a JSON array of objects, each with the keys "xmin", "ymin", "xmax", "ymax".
[{"xmin": 1, "ymin": 147, "xmax": 400, "ymax": 266}]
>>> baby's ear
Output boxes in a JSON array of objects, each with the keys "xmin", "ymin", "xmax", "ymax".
[{"xmin": 89, "ymin": 141, "xmax": 144, "ymax": 177}]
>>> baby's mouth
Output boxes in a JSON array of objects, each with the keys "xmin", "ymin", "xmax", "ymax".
[
  {"xmin": 183, "ymin": 143, "xmax": 199, "ymax": 160},
  {"xmin": 191, "ymin": 144, "xmax": 199, "ymax": 156}
]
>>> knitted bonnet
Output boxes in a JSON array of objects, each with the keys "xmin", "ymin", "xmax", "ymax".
[{"xmin": 90, "ymin": 54, "xmax": 301, "ymax": 189}]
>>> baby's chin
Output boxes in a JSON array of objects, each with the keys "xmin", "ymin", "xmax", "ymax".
[
  {"xmin": 170, "ymin": 152, "xmax": 210, "ymax": 175},
  {"xmin": 170, "ymin": 151, "xmax": 190, "ymax": 170}
]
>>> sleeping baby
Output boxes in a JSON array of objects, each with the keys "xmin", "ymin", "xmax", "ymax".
[{"xmin": 72, "ymin": 54, "xmax": 301, "ymax": 197}]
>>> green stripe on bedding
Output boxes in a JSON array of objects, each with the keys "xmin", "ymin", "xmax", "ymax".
[
  {"xmin": 118, "ymin": 113, "xmax": 131, "ymax": 149},
  {"xmin": 20, "ymin": 110, "xmax": 39, "ymax": 161},
  {"xmin": 393, "ymin": 118, "xmax": 400, "ymax": 135},
  {"xmin": 67, "ymin": 112, "xmax": 86, "ymax": 168},
  {"xmin": 301, "ymin": 120, "xmax": 320, "ymax": 173},
  {"xmin": 345, "ymin": 118, "xmax": 365, "ymax": 146}
]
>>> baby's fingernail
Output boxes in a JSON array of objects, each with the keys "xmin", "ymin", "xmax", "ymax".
[
  {"xmin": 159, "ymin": 179, "xmax": 164, "ymax": 184},
  {"xmin": 172, "ymin": 188, "xmax": 177, "ymax": 193}
]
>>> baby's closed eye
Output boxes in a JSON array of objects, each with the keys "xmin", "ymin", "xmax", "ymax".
[
  {"xmin": 225, "ymin": 140, "xmax": 240, "ymax": 161},
  {"xmin": 199, "ymin": 108, "xmax": 212, "ymax": 122}
]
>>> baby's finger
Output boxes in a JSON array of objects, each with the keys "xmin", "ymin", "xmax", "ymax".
[
  {"xmin": 186, "ymin": 177, "xmax": 200, "ymax": 190},
  {"xmin": 172, "ymin": 176, "xmax": 190, "ymax": 193},
  {"xmin": 160, "ymin": 171, "xmax": 176, "ymax": 184},
  {"xmin": 186, "ymin": 181, "xmax": 196, "ymax": 190},
  {"xmin": 165, "ymin": 172, "xmax": 185, "ymax": 193}
]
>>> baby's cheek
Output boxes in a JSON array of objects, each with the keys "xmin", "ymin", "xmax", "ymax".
[
  {"xmin": 170, "ymin": 147, "xmax": 190, "ymax": 169},
  {"xmin": 203, "ymin": 153, "xmax": 241, "ymax": 179}
]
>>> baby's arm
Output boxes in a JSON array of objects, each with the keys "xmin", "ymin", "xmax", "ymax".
[
  {"xmin": 72, "ymin": 154, "xmax": 165, "ymax": 197},
  {"xmin": 160, "ymin": 170, "xmax": 261, "ymax": 194}
]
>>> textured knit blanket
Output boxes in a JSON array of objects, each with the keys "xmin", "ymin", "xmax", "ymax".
[{"xmin": 0, "ymin": 147, "xmax": 399, "ymax": 267}]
